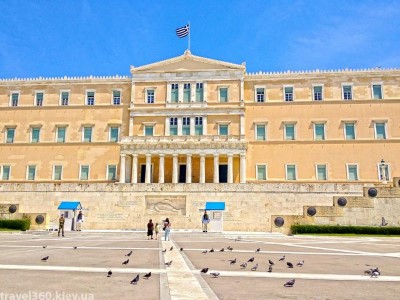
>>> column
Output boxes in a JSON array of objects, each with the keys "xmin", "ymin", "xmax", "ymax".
[
  {"xmin": 190, "ymin": 82, "xmax": 196, "ymax": 102},
  {"xmin": 145, "ymin": 154, "xmax": 152, "ymax": 183},
  {"xmin": 240, "ymin": 114, "xmax": 245, "ymax": 139},
  {"xmin": 213, "ymin": 154, "xmax": 219, "ymax": 183},
  {"xmin": 159, "ymin": 154, "xmax": 165, "ymax": 183},
  {"xmin": 131, "ymin": 154, "xmax": 138, "ymax": 183},
  {"xmin": 203, "ymin": 116, "xmax": 207, "ymax": 135},
  {"xmin": 203, "ymin": 82, "xmax": 207, "ymax": 102},
  {"xmin": 177, "ymin": 117, "xmax": 182, "ymax": 135},
  {"xmin": 129, "ymin": 116, "xmax": 134, "ymax": 136},
  {"xmin": 186, "ymin": 154, "xmax": 192, "ymax": 183},
  {"xmin": 119, "ymin": 154, "xmax": 126, "ymax": 183},
  {"xmin": 240, "ymin": 153, "xmax": 246, "ymax": 183},
  {"xmin": 172, "ymin": 154, "xmax": 178, "ymax": 184},
  {"xmin": 200, "ymin": 154, "xmax": 206, "ymax": 183},
  {"xmin": 178, "ymin": 84, "xmax": 183, "ymax": 102},
  {"xmin": 240, "ymin": 78, "xmax": 244, "ymax": 105},
  {"xmin": 165, "ymin": 117, "xmax": 170, "ymax": 136},
  {"xmin": 227, "ymin": 153, "xmax": 233, "ymax": 183},
  {"xmin": 166, "ymin": 83, "xmax": 171, "ymax": 103},
  {"xmin": 190, "ymin": 116, "xmax": 195, "ymax": 136}
]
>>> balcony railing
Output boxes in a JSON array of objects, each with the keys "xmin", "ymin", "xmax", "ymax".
[{"xmin": 121, "ymin": 135, "xmax": 246, "ymax": 143}]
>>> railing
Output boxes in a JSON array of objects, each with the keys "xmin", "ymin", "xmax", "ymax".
[{"xmin": 121, "ymin": 135, "xmax": 246, "ymax": 143}]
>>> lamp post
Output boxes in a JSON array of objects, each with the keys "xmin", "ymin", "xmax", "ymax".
[{"xmin": 380, "ymin": 159, "xmax": 387, "ymax": 184}]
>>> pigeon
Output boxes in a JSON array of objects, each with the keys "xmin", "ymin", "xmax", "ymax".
[
  {"xmin": 122, "ymin": 259, "xmax": 129, "ymax": 265},
  {"xmin": 220, "ymin": 248, "xmax": 225, "ymax": 252},
  {"xmin": 279, "ymin": 255, "xmax": 285, "ymax": 261},
  {"xmin": 202, "ymin": 250, "xmax": 208, "ymax": 254},
  {"xmin": 381, "ymin": 217, "xmax": 388, "ymax": 227},
  {"xmin": 297, "ymin": 260, "xmax": 304, "ymax": 267},
  {"xmin": 268, "ymin": 259, "xmax": 275, "ymax": 266},
  {"xmin": 287, "ymin": 262, "xmax": 294, "ymax": 268},
  {"xmin": 251, "ymin": 263, "xmax": 258, "ymax": 271},
  {"xmin": 364, "ymin": 269, "xmax": 372, "ymax": 276},
  {"xmin": 143, "ymin": 272, "xmax": 152, "ymax": 279},
  {"xmin": 162, "ymin": 249, "xmax": 167, "ymax": 253},
  {"xmin": 130, "ymin": 274, "xmax": 139, "ymax": 285},
  {"xmin": 240, "ymin": 262, "xmax": 247, "ymax": 269},
  {"xmin": 73, "ymin": 246, "xmax": 77, "ymax": 250},
  {"xmin": 180, "ymin": 248, "xmax": 183, "ymax": 251},
  {"xmin": 42, "ymin": 245, "xmax": 47, "ymax": 249},
  {"xmin": 165, "ymin": 260, "xmax": 173, "ymax": 267},
  {"xmin": 210, "ymin": 248, "xmax": 215, "ymax": 253},
  {"xmin": 200, "ymin": 268, "xmax": 209, "ymax": 274},
  {"xmin": 247, "ymin": 257, "xmax": 255, "ymax": 263},
  {"xmin": 229, "ymin": 258, "xmax": 237, "ymax": 265},
  {"xmin": 284, "ymin": 279, "xmax": 295, "ymax": 287},
  {"xmin": 107, "ymin": 270, "xmax": 112, "ymax": 277},
  {"xmin": 256, "ymin": 248, "xmax": 260, "ymax": 252},
  {"xmin": 371, "ymin": 270, "xmax": 380, "ymax": 278},
  {"xmin": 227, "ymin": 246, "xmax": 233, "ymax": 251},
  {"xmin": 170, "ymin": 246, "xmax": 174, "ymax": 251},
  {"xmin": 125, "ymin": 251, "xmax": 132, "ymax": 257},
  {"xmin": 41, "ymin": 256, "xmax": 49, "ymax": 262},
  {"xmin": 268, "ymin": 265, "xmax": 273, "ymax": 273},
  {"xmin": 210, "ymin": 272, "xmax": 220, "ymax": 278}
]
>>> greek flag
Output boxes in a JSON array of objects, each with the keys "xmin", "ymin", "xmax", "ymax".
[{"xmin": 176, "ymin": 24, "xmax": 189, "ymax": 38}]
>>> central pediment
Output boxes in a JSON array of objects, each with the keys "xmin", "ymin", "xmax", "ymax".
[{"xmin": 131, "ymin": 50, "xmax": 245, "ymax": 74}]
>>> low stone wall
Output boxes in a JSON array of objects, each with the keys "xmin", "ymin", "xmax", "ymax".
[{"xmin": 0, "ymin": 182, "xmax": 367, "ymax": 232}]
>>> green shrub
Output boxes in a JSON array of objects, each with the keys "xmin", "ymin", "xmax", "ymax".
[
  {"xmin": 0, "ymin": 219, "xmax": 31, "ymax": 231},
  {"xmin": 291, "ymin": 225, "xmax": 400, "ymax": 235}
]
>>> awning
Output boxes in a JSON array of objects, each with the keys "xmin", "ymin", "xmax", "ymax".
[
  {"xmin": 58, "ymin": 202, "xmax": 82, "ymax": 210},
  {"xmin": 205, "ymin": 202, "xmax": 225, "ymax": 210}
]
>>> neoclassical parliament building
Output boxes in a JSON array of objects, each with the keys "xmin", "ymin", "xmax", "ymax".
[{"xmin": 0, "ymin": 51, "xmax": 399, "ymax": 232}]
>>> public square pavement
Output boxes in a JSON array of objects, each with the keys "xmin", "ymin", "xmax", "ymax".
[{"xmin": 0, "ymin": 230, "xmax": 400, "ymax": 300}]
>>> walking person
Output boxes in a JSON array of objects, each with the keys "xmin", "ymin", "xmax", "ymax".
[
  {"xmin": 154, "ymin": 222, "xmax": 159, "ymax": 240},
  {"xmin": 163, "ymin": 218, "xmax": 171, "ymax": 241},
  {"xmin": 201, "ymin": 210, "xmax": 210, "ymax": 233},
  {"xmin": 58, "ymin": 214, "xmax": 65, "ymax": 237},
  {"xmin": 76, "ymin": 210, "xmax": 84, "ymax": 231},
  {"xmin": 147, "ymin": 219, "xmax": 154, "ymax": 240}
]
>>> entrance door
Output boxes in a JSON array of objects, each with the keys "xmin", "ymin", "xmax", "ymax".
[
  {"xmin": 219, "ymin": 165, "xmax": 228, "ymax": 183},
  {"xmin": 140, "ymin": 165, "xmax": 153, "ymax": 183},
  {"xmin": 179, "ymin": 165, "xmax": 187, "ymax": 183}
]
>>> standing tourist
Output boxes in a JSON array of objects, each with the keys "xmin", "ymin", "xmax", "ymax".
[
  {"xmin": 147, "ymin": 219, "xmax": 154, "ymax": 240},
  {"xmin": 76, "ymin": 210, "xmax": 84, "ymax": 231},
  {"xmin": 163, "ymin": 218, "xmax": 171, "ymax": 241},
  {"xmin": 154, "ymin": 222, "xmax": 159, "ymax": 240},
  {"xmin": 201, "ymin": 210, "xmax": 210, "ymax": 233}
]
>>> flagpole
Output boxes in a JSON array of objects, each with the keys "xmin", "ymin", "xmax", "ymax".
[{"xmin": 188, "ymin": 21, "xmax": 191, "ymax": 51}]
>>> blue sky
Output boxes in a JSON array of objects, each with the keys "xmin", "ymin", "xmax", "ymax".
[{"xmin": 0, "ymin": 0, "xmax": 399, "ymax": 78}]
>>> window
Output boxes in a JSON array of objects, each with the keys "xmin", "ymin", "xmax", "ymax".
[
  {"xmin": 219, "ymin": 87, "xmax": 228, "ymax": 102},
  {"xmin": 196, "ymin": 83, "xmax": 203, "ymax": 102},
  {"xmin": 53, "ymin": 165, "xmax": 63, "ymax": 180},
  {"xmin": 112, "ymin": 90, "xmax": 121, "ymax": 105},
  {"xmin": 6, "ymin": 128, "xmax": 15, "ymax": 143},
  {"xmin": 86, "ymin": 91, "xmax": 95, "ymax": 105},
  {"xmin": 313, "ymin": 86, "xmax": 323, "ymax": 101},
  {"xmin": 146, "ymin": 89, "xmax": 155, "ymax": 104},
  {"xmin": 35, "ymin": 92, "xmax": 44, "ymax": 106},
  {"xmin": 183, "ymin": 83, "xmax": 191, "ymax": 102},
  {"xmin": 342, "ymin": 85, "xmax": 352, "ymax": 100},
  {"xmin": 144, "ymin": 125, "xmax": 154, "ymax": 136},
  {"xmin": 31, "ymin": 127, "xmax": 40, "ymax": 143},
  {"xmin": 347, "ymin": 164, "xmax": 358, "ymax": 180},
  {"xmin": 256, "ymin": 124, "xmax": 266, "ymax": 141},
  {"xmin": 80, "ymin": 165, "xmax": 89, "ymax": 180},
  {"xmin": 344, "ymin": 123, "xmax": 356, "ymax": 140},
  {"xmin": 27, "ymin": 165, "xmax": 36, "ymax": 180},
  {"xmin": 286, "ymin": 164, "xmax": 297, "ymax": 180},
  {"xmin": 284, "ymin": 86, "xmax": 293, "ymax": 101},
  {"xmin": 171, "ymin": 84, "xmax": 178, "ymax": 103},
  {"xmin": 83, "ymin": 126, "xmax": 92, "ymax": 142},
  {"xmin": 60, "ymin": 91, "xmax": 69, "ymax": 106},
  {"xmin": 109, "ymin": 126, "xmax": 119, "ymax": 142},
  {"xmin": 170, "ymin": 118, "xmax": 178, "ymax": 136},
  {"xmin": 284, "ymin": 123, "xmax": 295, "ymax": 140},
  {"xmin": 255, "ymin": 88, "xmax": 265, "ymax": 102},
  {"xmin": 374, "ymin": 122, "xmax": 387, "ymax": 140},
  {"xmin": 219, "ymin": 124, "xmax": 228, "ymax": 136},
  {"xmin": 57, "ymin": 127, "xmax": 66, "ymax": 143},
  {"xmin": 195, "ymin": 117, "xmax": 203, "ymax": 135},
  {"xmin": 182, "ymin": 117, "xmax": 190, "ymax": 135},
  {"xmin": 316, "ymin": 165, "xmax": 327, "ymax": 180},
  {"xmin": 257, "ymin": 165, "xmax": 267, "ymax": 180},
  {"xmin": 10, "ymin": 92, "xmax": 19, "ymax": 107},
  {"xmin": 314, "ymin": 123, "xmax": 325, "ymax": 140},
  {"xmin": 1, "ymin": 165, "xmax": 11, "ymax": 180},
  {"xmin": 107, "ymin": 165, "xmax": 117, "ymax": 180},
  {"xmin": 372, "ymin": 84, "xmax": 383, "ymax": 100}
]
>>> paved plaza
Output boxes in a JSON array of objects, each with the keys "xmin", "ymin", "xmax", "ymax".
[{"xmin": 0, "ymin": 231, "xmax": 400, "ymax": 300}]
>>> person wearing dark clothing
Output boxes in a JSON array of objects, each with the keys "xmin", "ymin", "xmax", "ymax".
[
  {"xmin": 147, "ymin": 219, "xmax": 154, "ymax": 240},
  {"xmin": 58, "ymin": 214, "xmax": 65, "ymax": 237}
]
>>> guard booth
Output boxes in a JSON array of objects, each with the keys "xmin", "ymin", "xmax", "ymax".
[
  {"xmin": 203, "ymin": 202, "xmax": 225, "ymax": 232},
  {"xmin": 57, "ymin": 201, "xmax": 82, "ymax": 231}
]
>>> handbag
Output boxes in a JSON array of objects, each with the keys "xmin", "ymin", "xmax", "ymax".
[{"xmin": 162, "ymin": 226, "xmax": 166, "ymax": 231}]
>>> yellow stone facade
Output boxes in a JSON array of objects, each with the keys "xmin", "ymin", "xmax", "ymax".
[{"xmin": 1, "ymin": 51, "xmax": 399, "ymax": 184}]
